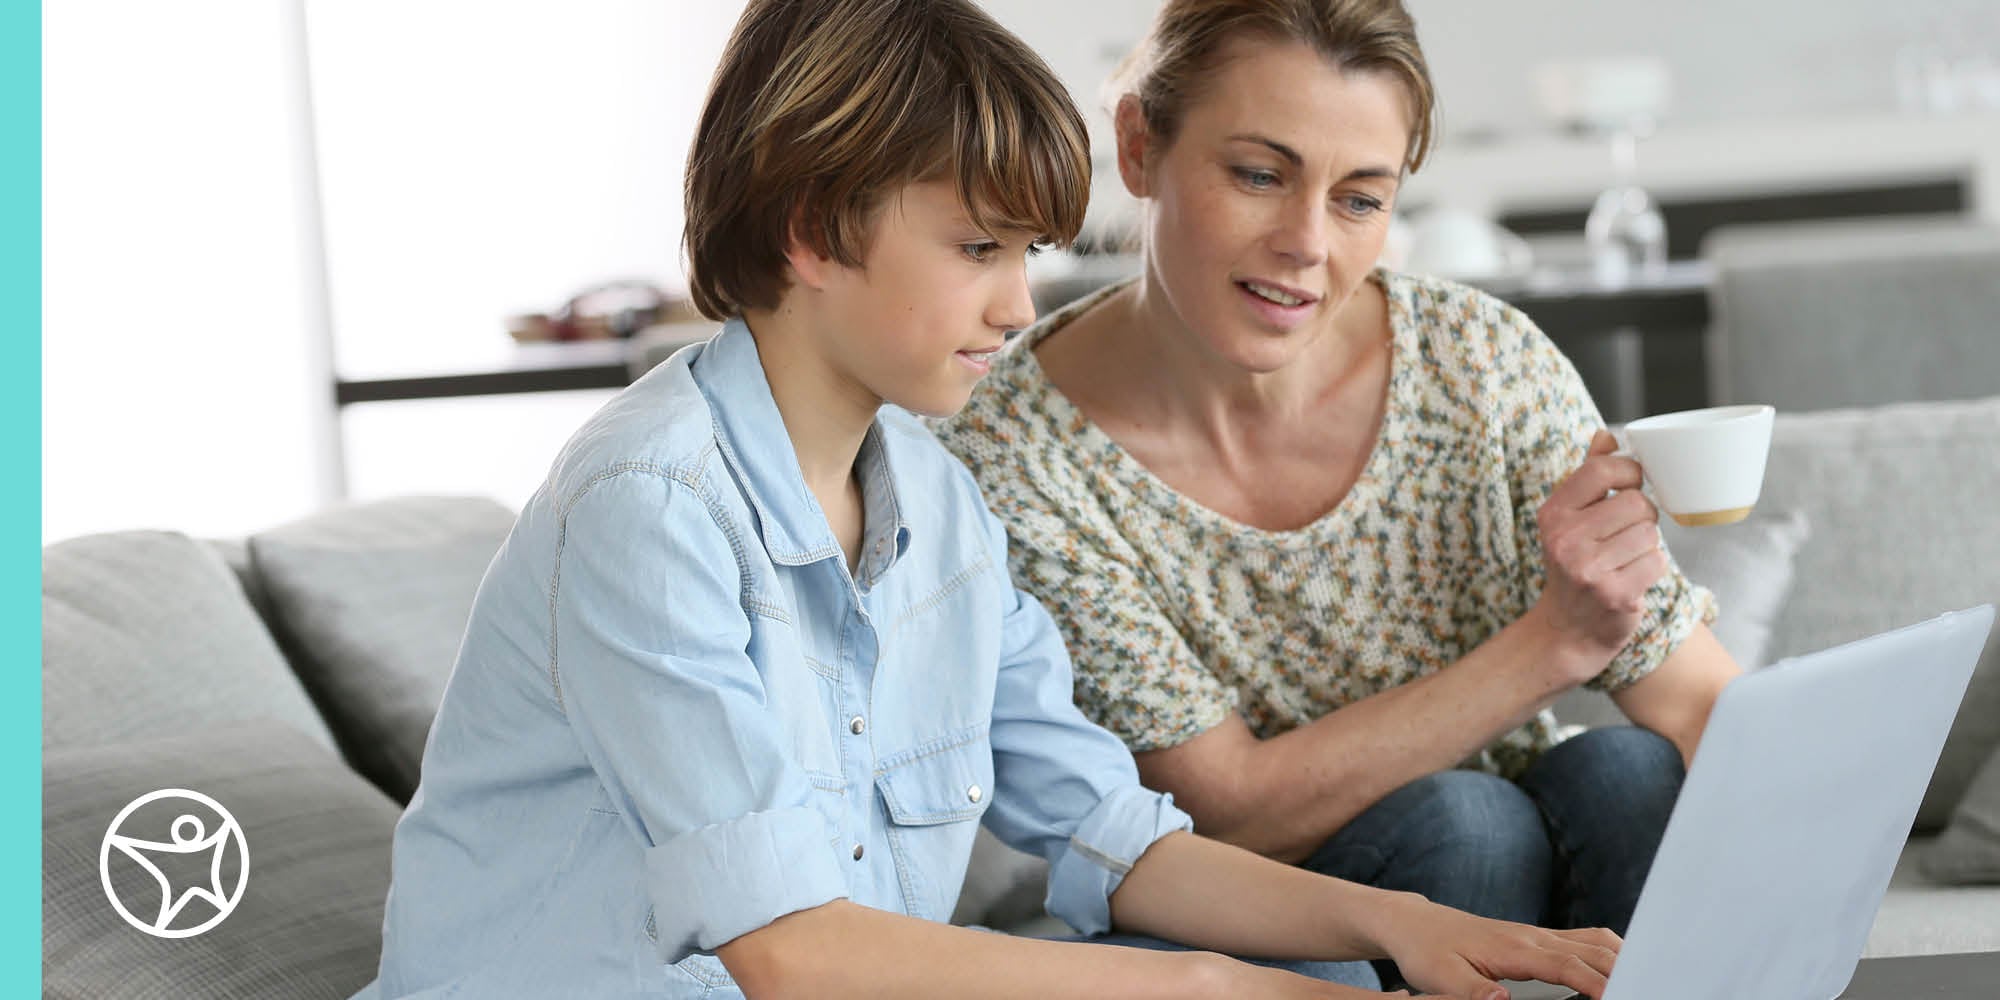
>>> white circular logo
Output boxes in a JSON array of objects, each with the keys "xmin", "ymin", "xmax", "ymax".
[{"xmin": 99, "ymin": 788, "xmax": 249, "ymax": 938}]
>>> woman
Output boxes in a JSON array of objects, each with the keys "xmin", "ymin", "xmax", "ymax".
[{"xmin": 935, "ymin": 0, "xmax": 1741, "ymax": 955}]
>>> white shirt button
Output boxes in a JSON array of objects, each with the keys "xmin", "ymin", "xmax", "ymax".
[
  {"xmin": 849, "ymin": 716, "xmax": 866, "ymax": 735},
  {"xmin": 966, "ymin": 784, "xmax": 982, "ymax": 803},
  {"xmin": 851, "ymin": 843, "xmax": 865, "ymax": 861}
]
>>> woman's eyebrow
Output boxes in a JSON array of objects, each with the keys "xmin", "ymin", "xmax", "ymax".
[
  {"xmin": 1224, "ymin": 133, "xmax": 1398, "ymax": 181},
  {"xmin": 1227, "ymin": 132, "xmax": 1303, "ymax": 166}
]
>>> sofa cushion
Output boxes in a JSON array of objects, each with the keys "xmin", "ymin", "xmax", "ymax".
[
  {"xmin": 1755, "ymin": 397, "xmax": 2000, "ymax": 831},
  {"xmin": 1923, "ymin": 744, "xmax": 2000, "ymax": 884},
  {"xmin": 1661, "ymin": 507, "xmax": 1811, "ymax": 669},
  {"xmin": 1865, "ymin": 836, "xmax": 2000, "ymax": 957},
  {"xmin": 42, "ymin": 530, "xmax": 337, "ymax": 752},
  {"xmin": 43, "ymin": 722, "xmax": 400, "ymax": 999},
  {"xmin": 249, "ymin": 495, "xmax": 517, "ymax": 802}
]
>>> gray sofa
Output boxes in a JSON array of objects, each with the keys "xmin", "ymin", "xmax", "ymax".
[{"xmin": 41, "ymin": 402, "xmax": 2000, "ymax": 997}]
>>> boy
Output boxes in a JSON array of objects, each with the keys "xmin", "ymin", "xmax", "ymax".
[{"xmin": 359, "ymin": 2, "xmax": 1618, "ymax": 997}]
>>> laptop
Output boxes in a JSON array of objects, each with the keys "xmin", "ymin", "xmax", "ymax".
[{"xmin": 1508, "ymin": 606, "xmax": 1995, "ymax": 1000}]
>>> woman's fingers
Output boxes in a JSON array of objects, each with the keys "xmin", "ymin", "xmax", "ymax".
[{"xmin": 1544, "ymin": 451, "xmax": 1646, "ymax": 516}]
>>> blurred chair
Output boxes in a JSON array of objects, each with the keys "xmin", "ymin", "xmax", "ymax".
[{"xmin": 1702, "ymin": 215, "xmax": 2000, "ymax": 411}]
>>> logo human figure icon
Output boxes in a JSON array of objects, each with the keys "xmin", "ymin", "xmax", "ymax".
[{"xmin": 99, "ymin": 788, "xmax": 249, "ymax": 938}]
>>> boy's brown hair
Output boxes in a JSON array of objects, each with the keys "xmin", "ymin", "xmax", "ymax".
[{"xmin": 684, "ymin": 0, "xmax": 1091, "ymax": 321}]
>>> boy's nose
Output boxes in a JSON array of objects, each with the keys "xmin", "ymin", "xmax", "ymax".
[{"xmin": 990, "ymin": 266, "xmax": 1037, "ymax": 332}]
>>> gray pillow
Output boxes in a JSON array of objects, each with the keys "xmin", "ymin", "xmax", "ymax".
[
  {"xmin": 249, "ymin": 496, "xmax": 516, "ymax": 802},
  {"xmin": 1753, "ymin": 397, "xmax": 2000, "ymax": 831},
  {"xmin": 43, "ymin": 722, "xmax": 400, "ymax": 999},
  {"xmin": 1660, "ymin": 508, "xmax": 1812, "ymax": 669},
  {"xmin": 42, "ymin": 530, "xmax": 336, "ymax": 753},
  {"xmin": 1550, "ymin": 509, "xmax": 1811, "ymax": 730},
  {"xmin": 1924, "ymin": 745, "xmax": 2000, "ymax": 884}
]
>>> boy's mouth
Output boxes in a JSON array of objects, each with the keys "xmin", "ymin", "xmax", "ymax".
[{"xmin": 955, "ymin": 345, "xmax": 1003, "ymax": 373}]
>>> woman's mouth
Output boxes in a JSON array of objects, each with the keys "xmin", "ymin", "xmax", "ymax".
[{"xmin": 1235, "ymin": 278, "xmax": 1317, "ymax": 326}]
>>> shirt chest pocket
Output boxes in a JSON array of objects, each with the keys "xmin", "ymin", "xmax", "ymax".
[{"xmin": 874, "ymin": 729, "xmax": 995, "ymax": 921}]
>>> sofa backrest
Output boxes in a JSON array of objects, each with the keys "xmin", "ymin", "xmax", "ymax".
[
  {"xmin": 42, "ymin": 530, "xmax": 339, "ymax": 752},
  {"xmin": 1704, "ymin": 215, "xmax": 2000, "ymax": 412},
  {"xmin": 1756, "ymin": 395, "xmax": 2000, "ymax": 829},
  {"xmin": 245, "ymin": 495, "xmax": 519, "ymax": 804}
]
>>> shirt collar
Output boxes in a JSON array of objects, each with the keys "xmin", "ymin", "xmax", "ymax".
[{"xmin": 692, "ymin": 317, "xmax": 912, "ymax": 577}]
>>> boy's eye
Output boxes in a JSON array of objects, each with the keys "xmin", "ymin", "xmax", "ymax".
[
  {"xmin": 1232, "ymin": 166, "xmax": 1280, "ymax": 190},
  {"xmin": 960, "ymin": 241, "xmax": 1001, "ymax": 263}
]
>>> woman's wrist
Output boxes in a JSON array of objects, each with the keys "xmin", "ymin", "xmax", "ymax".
[{"xmin": 1514, "ymin": 600, "xmax": 1621, "ymax": 692}]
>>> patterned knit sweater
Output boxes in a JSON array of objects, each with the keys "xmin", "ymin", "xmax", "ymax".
[{"xmin": 933, "ymin": 269, "xmax": 1715, "ymax": 778}]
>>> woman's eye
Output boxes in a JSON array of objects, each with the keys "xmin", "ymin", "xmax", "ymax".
[
  {"xmin": 1232, "ymin": 166, "xmax": 1279, "ymax": 190},
  {"xmin": 1341, "ymin": 195, "xmax": 1385, "ymax": 216},
  {"xmin": 961, "ymin": 241, "xmax": 1000, "ymax": 263}
]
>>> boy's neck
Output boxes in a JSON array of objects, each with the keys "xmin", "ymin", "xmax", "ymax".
[{"xmin": 739, "ymin": 304, "xmax": 878, "ymax": 527}]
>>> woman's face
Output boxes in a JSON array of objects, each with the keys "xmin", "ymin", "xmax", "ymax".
[{"xmin": 1120, "ymin": 35, "xmax": 1411, "ymax": 372}]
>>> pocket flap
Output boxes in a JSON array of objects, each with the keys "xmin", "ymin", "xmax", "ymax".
[{"xmin": 875, "ymin": 731, "xmax": 994, "ymax": 827}]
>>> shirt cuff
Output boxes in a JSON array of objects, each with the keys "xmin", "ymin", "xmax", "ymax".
[
  {"xmin": 645, "ymin": 805, "xmax": 850, "ymax": 961},
  {"xmin": 1043, "ymin": 785, "xmax": 1194, "ymax": 936}
]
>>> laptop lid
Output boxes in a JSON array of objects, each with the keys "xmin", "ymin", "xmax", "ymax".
[{"xmin": 1600, "ymin": 606, "xmax": 1994, "ymax": 1000}]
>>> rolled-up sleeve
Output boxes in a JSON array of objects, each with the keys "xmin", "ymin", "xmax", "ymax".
[
  {"xmin": 553, "ymin": 470, "xmax": 848, "ymax": 960},
  {"xmin": 975, "ymin": 509, "xmax": 1193, "ymax": 935}
]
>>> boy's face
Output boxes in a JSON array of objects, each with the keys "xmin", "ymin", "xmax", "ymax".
[{"xmin": 803, "ymin": 180, "xmax": 1040, "ymax": 419}]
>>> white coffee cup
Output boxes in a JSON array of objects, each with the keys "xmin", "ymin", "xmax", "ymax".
[{"xmin": 1621, "ymin": 404, "xmax": 1775, "ymax": 527}]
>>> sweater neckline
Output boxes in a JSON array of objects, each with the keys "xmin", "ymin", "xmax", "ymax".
[{"xmin": 1011, "ymin": 268, "xmax": 1414, "ymax": 547}]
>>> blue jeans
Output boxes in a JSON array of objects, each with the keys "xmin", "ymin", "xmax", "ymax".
[{"xmin": 1304, "ymin": 726, "xmax": 1683, "ymax": 931}]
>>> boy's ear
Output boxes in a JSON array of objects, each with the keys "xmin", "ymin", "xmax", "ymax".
[
  {"xmin": 781, "ymin": 204, "xmax": 835, "ymax": 290},
  {"xmin": 1113, "ymin": 95, "xmax": 1153, "ymax": 199}
]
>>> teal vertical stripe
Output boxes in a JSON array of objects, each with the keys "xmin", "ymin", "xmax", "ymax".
[{"xmin": 7, "ymin": 0, "xmax": 41, "ymax": 991}]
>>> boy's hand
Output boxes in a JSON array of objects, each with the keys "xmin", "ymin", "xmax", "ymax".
[{"xmin": 1369, "ymin": 892, "xmax": 1618, "ymax": 1000}]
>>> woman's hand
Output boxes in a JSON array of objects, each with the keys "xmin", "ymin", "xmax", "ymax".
[
  {"xmin": 1530, "ymin": 429, "xmax": 1668, "ymax": 675},
  {"xmin": 1367, "ymin": 892, "xmax": 1619, "ymax": 1000}
]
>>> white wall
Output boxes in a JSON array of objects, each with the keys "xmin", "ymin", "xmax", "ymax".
[
  {"xmin": 986, "ymin": 0, "xmax": 2000, "ymax": 141},
  {"xmin": 308, "ymin": 1, "xmax": 744, "ymax": 509},
  {"xmin": 306, "ymin": 0, "xmax": 731, "ymax": 376},
  {"xmin": 43, "ymin": 0, "xmax": 337, "ymax": 543},
  {"xmin": 44, "ymin": 1, "xmax": 1997, "ymax": 542},
  {"xmin": 1403, "ymin": 0, "xmax": 2000, "ymax": 138}
]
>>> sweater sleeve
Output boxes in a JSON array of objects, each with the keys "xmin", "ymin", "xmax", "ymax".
[{"xmin": 1486, "ymin": 297, "xmax": 1718, "ymax": 691}]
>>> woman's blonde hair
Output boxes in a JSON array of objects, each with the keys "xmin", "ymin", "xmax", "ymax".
[
  {"xmin": 684, "ymin": 0, "xmax": 1091, "ymax": 321},
  {"xmin": 1108, "ymin": 0, "xmax": 1436, "ymax": 173}
]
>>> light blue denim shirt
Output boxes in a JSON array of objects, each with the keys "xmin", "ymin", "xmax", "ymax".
[{"xmin": 359, "ymin": 319, "xmax": 1191, "ymax": 999}]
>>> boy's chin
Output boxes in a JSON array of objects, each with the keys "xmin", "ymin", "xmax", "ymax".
[{"xmin": 887, "ymin": 387, "xmax": 976, "ymax": 421}]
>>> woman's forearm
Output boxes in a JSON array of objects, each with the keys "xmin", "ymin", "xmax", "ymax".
[{"xmin": 1143, "ymin": 604, "xmax": 1610, "ymax": 862}]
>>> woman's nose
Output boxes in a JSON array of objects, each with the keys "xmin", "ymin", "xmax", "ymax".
[{"xmin": 1267, "ymin": 195, "xmax": 1329, "ymax": 267}]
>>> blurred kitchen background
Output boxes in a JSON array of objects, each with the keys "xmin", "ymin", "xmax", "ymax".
[{"xmin": 43, "ymin": 0, "xmax": 2000, "ymax": 543}]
